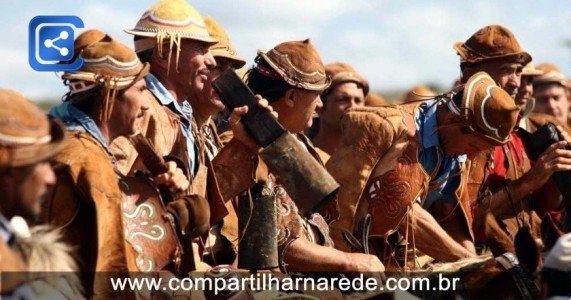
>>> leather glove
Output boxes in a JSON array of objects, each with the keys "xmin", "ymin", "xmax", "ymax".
[{"xmin": 166, "ymin": 194, "xmax": 210, "ymax": 237}]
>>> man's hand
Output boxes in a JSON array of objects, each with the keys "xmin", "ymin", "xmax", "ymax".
[
  {"xmin": 344, "ymin": 253, "xmax": 386, "ymax": 283},
  {"xmin": 228, "ymin": 95, "xmax": 278, "ymax": 151},
  {"xmin": 345, "ymin": 252, "xmax": 386, "ymax": 273},
  {"xmin": 523, "ymin": 141, "xmax": 571, "ymax": 191},
  {"xmin": 154, "ymin": 161, "xmax": 190, "ymax": 193},
  {"xmin": 166, "ymin": 194, "xmax": 210, "ymax": 236}
]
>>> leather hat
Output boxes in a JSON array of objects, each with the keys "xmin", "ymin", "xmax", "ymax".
[
  {"xmin": 58, "ymin": 29, "xmax": 106, "ymax": 64},
  {"xmin": 449, "ymin": 71, "xmax": 520, "ymax": 145},
  {"xmin": 125, "ymin": 0, "xmax": 216, "ymax": 54},
  {"xmin": 522, "ymin": 62, "xmax": 544, "ymax": 77},
  {"xmin": 63, "ymin": 35, "xmax": 150, "ymax": 94},
  {"xmin": 72, "ymin": 29, "xmax": 106, "ymax": 60},
  {"xmin": 403, "ymin": 85, "xmax": 437, "ymax": 103},
  {"xmin": 323, "ymin": 62, "xmax": 369, "ymax": 96},
  {"xmin": 534, "ymin": 63, "xmax": 567, "ymax": 88},
  {"xmin": 0, "ymin": 89, "xmax": 65, "ymax": 167},
  {"xmin": 257, "ymin": 39, "xmax": 331, "ymax": 91},
  {"xmin": 453, "ymin": 25, "xmax": 532, "ymax": 65},
  {"xmin": 204, "ymin": 16, "xmax": 245, "ymax": 69}
]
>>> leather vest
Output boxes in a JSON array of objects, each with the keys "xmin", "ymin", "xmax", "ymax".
[
  {"xmin": 326, "ymin": 103, "xmax": 474, "ymax": 251},
  {"xmin": 472, "ymin": 113, "xmax": 569, "ymax": 241},
  {"xmin": 212, "ymin": 133, "xmax": 334, "ymax": 271},
  {"xmin": 120, "ymin": 176, "xmax": 183, "ymax": 272},
  {"xmin": 192, "ymin": 119, "xmax": 231, "ymax": 226},
  {"xmin": 45, "ymin": 131, "xmax": 138, "ymax": 297},
  {"xmin": 110, "ymin": 97, "xmax": 181, "ymax": 176}
]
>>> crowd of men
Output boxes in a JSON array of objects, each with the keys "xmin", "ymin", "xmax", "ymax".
[{"xmin": 1, "ymin": 0, "xmax": 571, "ymax": 299}]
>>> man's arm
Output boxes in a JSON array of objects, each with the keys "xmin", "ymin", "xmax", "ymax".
[
  {"xmin": 399, "ymin": 203, "xmax": 476, "ymax": 262},
  {"xmin": 281, "ymin": 238, "xmax": 385, "ymax": 274},
  {"xmin": 474, "ymin": 141, "xmax": 571, "ymax": 226},
  {"xmin": 439, "ymin": 207, "xmax": 476, "ymax": 253},
  {"xmin": 211, "ymin": 138, "xmax": 266, "ymax": 201}
]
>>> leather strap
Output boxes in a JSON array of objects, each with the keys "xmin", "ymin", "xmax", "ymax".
[{"xmin": 495, "ymin": 252, "xmax": 539, "ymax": 300}]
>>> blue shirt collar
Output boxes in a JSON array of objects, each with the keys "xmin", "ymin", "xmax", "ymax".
[
  {"xmin": 418, "ymin": 100, "xmax": 440, "ymax": 149},
  {"xmin": 417, "ymin": 100, "xmax": 466, "ymax": 163},
  {"xmin": 48, "ymin": 101, "xmax": 110, "ymax": 152},
  {"xmin": 145, "ymin": 73, "xmax": 193, "ymax": 120},
  {"xmin": 145, "ymin": 73, "xmax": 175, "ymax": 106}
]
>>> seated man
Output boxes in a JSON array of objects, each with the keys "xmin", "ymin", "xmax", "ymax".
[
  {"xmin": 44, "ymin": 35, "xmax": 189, "ymax": 298},
  {"xmin": 326, "ymin": 71, "xmax": 520, "ymax": 265},
  {"xmin": 312, "ymin": 62, "xmax": 369, "ymax": 161},
  {"xmin": 461, "ymin": 31, "xmax": 571, "ymax": 245},
  {"xmin": 215, "ymin": 39, "xmax": 385, "ymax": 275},
  {"xmin": 533, "ymin": 63, "xmax": 570, "ymax": 127},
  {"xmin": 187, "ymin": 16, "xmax": 247, "ymax": 266},
  {"xmin": 0, "ymin": 89, "xmax": 82, "ymax": 298}
]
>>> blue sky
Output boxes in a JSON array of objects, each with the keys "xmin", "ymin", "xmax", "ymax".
[{"xmin": 3, "ymin": 0, "xmax": 571, "ymax": 101}]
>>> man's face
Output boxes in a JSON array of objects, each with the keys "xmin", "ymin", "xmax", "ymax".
[
  {"xmin": 11, "ymin": 162, "xmax": 56, "ymax": 220},
  {"xmin": 173, "ymin": 39, "xmax": 217, "ymax": 96},
  {"xmin": 278, "ymin": 89, "xmax": 323, "ymax": 133},
  {"xmin": 197, "ymin": 57, "xmax": 234, "ymax": 116},
  {"xmin": 472, "ymin": 61, "xmax": 523, "ymax": 98},
  {"xmin": 533, "ymin": 83, "xmax": 570, "ymax": 124},
  {"xmin": 515, "ymin": 75, "xmax": 534, "ymax": 110},
  {"xmin": 318, "ymin": 82, "xmax": 365, "ymax": 130},
  {"xmin": 109, "ymin": 79, "xmax": 151, "ymax": 137}
]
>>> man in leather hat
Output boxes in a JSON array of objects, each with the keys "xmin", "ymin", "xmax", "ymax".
[
  {"xmin": 458, "ymin": 27, "xmax": 571, "ymax": 247},
  {"xmin": 533, "ymin": 63, "xmax": 570, "ymax": 126},
  {"xmin": 45, "ymin": 34, "xmax": 190, "ymax": 298},
  {"xmin": 515, "ymin": 63, "xmax": 543, "ymax": 118},
  {"xmin": 216, "ymin": 39, "xmax": 385, "ymax": 275},
  {"xmin": 120, "ymin": 0, "xmax": 217, "ymax": 179},
  {"xmin": 514, "ymin": 63, "xmax": 570, "ymax": 133},
  {"xmin": 187, "ymin": 16, "xmax": 246, "ymax": 266},
  {"xmin": 312, "ymin": 62, "xmax": 369, "ymax": 162},
  {"xmin": 326, "ymin": 70, "xmax": 520, "ymax": 264},
  {"xmin": 118, "ymin": 0, "xmax": 234, "ymax": 271},
  {"xmin": 0, "ymin": 89, "xmax": 67, "ymax": 297}
]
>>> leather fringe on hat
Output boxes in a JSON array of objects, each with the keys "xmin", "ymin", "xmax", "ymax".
[
  {"xmin": 62, "ymin": 35, "xmax": 149, "ymax": 122},
  {"xmin": 125, "ymin": 0, "xmax": 217, "ymax": 74}
]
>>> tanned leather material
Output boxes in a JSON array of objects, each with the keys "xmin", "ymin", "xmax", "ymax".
[
  {"xmin": 326, "ymin": 103, "xmax": 474, "ymax": 251},
  {"xmin": 43, "ymin": 131, "xmax": 135, "ymax": 298}
]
